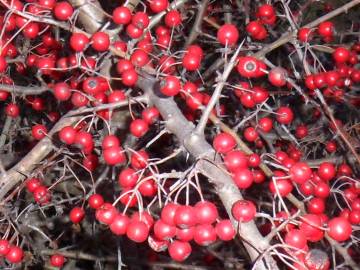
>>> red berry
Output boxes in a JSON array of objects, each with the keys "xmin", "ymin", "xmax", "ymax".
[
  {"xmin": 160, "ymin": 76, "xmax": 181, "ymax": 96},
  {"xmin": 69, "ymin": 207, "xmax": 85, "ymax": 223},
  {"xmin": 121, "ymin": 69, "xmax": 138, "ymax": 86},
  {"xmin": 328, "ymin": 217, "xmax": 352, "ymax": 242},
  {"xmin": 268, "ymin": 67, "xmax": 287, "ymax": 87},
  {"xmin": 168, "ymin": 240, "xmax": 191, "ymax": 262},
  {"xmin": 150, "ymin": 0, "xmax": 169, "ymax": 13},
  {"xmin": 215, "ymin": 219, "xmax": 236, "ymax": 241},
  {"xmin": 95, "ymin": 203, "xmax": 118, "ymax": 225},
  {"xmin": 88, "ymin": 194, "xmax": 104, "ymax": 209},
  {"xmin": 333, "ymin": 47, "xmax": 350, "ymax": 63},
  {"xmin": 161, "ymin": 203, "xmax": 179, "ymax": 226},
  {"xmin": 6, "ymin": 246, "xmax": 23, "ymax": 263},
  {"xmin": 130, "ymin": 150, "xmax": 149, "ymax": 169},
  {"xmin": 217, "ymin": 24, "xmax": 239, "ymax": 46},
  {"xmin": 31, "ymin": 124, "xmax": 47, "ymax": 140},
  {"xmin": 194, "ymin": 201, "xmax": 218, "ymax": 224},
  {"xmin": 33, "ymin": 186, "xmax": 51, "ymax": 205},
  {"xmin": 298, "ymin": 28, "xmax": 313, "ymax": 42},
  {"xmin": 289, "ymin": 162, "xmax": 312, "ymax": 184},
  {"xmin": 182, "ymin": 53, "xmax": 201, "ymax": 71},
  {"xmin": 193, "ymin": 224, "xmax": 217, "ymax": 246},
  {"xmin": 126, "ymin": 220, "xmax": 149, "ymax": 243},
  {"xmin": 285, "ymin": 229, "xmax": 307, "ymax": 249},
  {"xmin": 91, "ymin": 32, "xmax": 110, "ymax": 52},
  {"xmin": 110, "ymin": 214, "xmax": 130, "ymax": 235},
  {"xmin": 70, "ymin": 33, "xmax": 89, "ymax": 52},
  {"xmin": 113, "ymin": 6, "xmax": 132, "ymax": 25},
  {"xmin": 233, "ymin": 168, "xmax": 254, "ymax": 189},
  {"xmin": 231, "ymin": 200, "xmax": 256, "ymax": 222},
  {"xmin": 318, "ymin": 162, "xmax": 336, "ymax": 181},
  {"xmin": 50, "ymin": 253, "xmax": 65, "ymax": 267},
  {"xmin": 213, "ymin": 133, "xmax": 236, "ymax": 154},
  {"xmin": 154, "ymin": 219, "xmax": 176, "ymax": 240},
  {"xmin": 174, "ymin": 205, "xmax": 197, "ymax": 229},
  {"xmin": 53, "ymin": 82, "xmax": 71, "ymax": 101},
  {"xmin": 103, "ymin": 146, "xmax": 126, "ymax": 165},
  {"xmin": 5, "ymin": 103, "xmax": 20, "ymax": 118},
  {"xmin": 276, "ymin": 106, "xmax": 294, "ymax": 124},
  {"xmin": 318, "ymin": 21, "xmax": 334, "ymax": 37},
  {"xmin": 0, "ymin": 239, "xmax": 10, "ymax": 256},
  {"xmin": 224, "ymin": 150, "xmax": 248, "ymax": 172},
  {"xmin": 54, "ymin": 1, "xmax": 73, "ymax": 21},
  {"xmin": 165, "ymin": 10, "xmax": 182, "ymax": 27},
  {"xmin": 243, "ymin": 126, "xmax": 258, "ymax": 142},
  {"xmin": 130, "ymin": 119, "xmax": 149, "ymax": 137}
]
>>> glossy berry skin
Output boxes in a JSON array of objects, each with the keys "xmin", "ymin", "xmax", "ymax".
[
  {"xmin": 121, "ymin": 69, "xmax": 138, "ymax": 86},
  {"xmin": 53, "ymin": 1, "xmax": 73, "ymax": 21},
  {"xmin": 154, "ymin": 219, "xmax": 176, "ymax": 240},
  {"xmin": 5, "ymin": 103, "xmax": 20, "ymax": 118},
  {"xmin": 130, "ymin": 119, "xmax": 149, "ymax": 137},
  {"xmin": 103, "ymin": 146, "xmax": 126, "ymax": 165},
  {"xmin": 231, "ymin": 200, "xmax": 256, "ymax": 222},
  {"xmin": 268, "ymin": 67, "xmax": 287, "ymax": 87},
  {"xmin": 327, "ymin": 217, "xmax": 352, "ymax": 242},
  {"xmin": 88, "ymin": 194, "xmax": 104, "ymax": 209},
  {"xmin": 95, "ymin": 203, "xmax": 118, "ymax": 225},
  {"xmin": 194, "ymin": 224, "xmax": 217, "ymax": 246},
  {"xmin": 237, "ymin": 56, "xmax": 263, "ymax": 78},
  {"xmin": 213, "ymin": 133, "xmax": 236, "ymax": 154},
  {"xmin": 269, "ymin": 178, "xmax": 293, "ymax": 197},
  {"xmin": 194, "ymin": 201, "xmax": 218, "ymax": 225},
  {"xmin": 126, "ymin": 220, "xmax": 149, "ymax": 243},
  {"xmin": 233, "ymin": 168, "xmax": 254, "ymax": 189},
  {"xmin": 69, "ymin": 207, "xmax": 85, "ymax": 224},
  {"xmin": 307, "ymin": 198, "xmax": 325, "ymax": 214},
  {"xmin": 6, "ymin": 246, "xmax": 23, "ymax": 263},
  {"xmin": 142, "ymin": 107, "xmax": 160, "ymax": 124},
  {"xmin": 224, "ymin": 150, "xmax": 248, "ymax": 172},
  {"xmin": 32, "ymin": 124, "xmax": 47, "ymax": 140},
  {"xmin": 215, "ymin": 220, "xmax": 236, "ymax": 241},
  {"xmin": 70, "ymin": 33, "xmax": 89, "ymax": 52},
  {"xmin": 110, "ymin": 214, "xmax": 130, "ymax": 235},
  {"xmin": 165, "ymin": 10, "xmax": 182, "ymax": 27},
  {"xmin": 289, "ymin": 162, "xmax": 312, "ymax": 184},
  {"xmin": 130, "ymin": 150, "xmax": 149, "ymax": 169},
  {"xmin": 258, "ymin": 117, "xmax": 273, "ymax": 133},
  {"xmin": 182, "ymin": 53, "xmax": 201, "ymax": 71},
  {"xmin": 50, "ymin": 254, "xmax": 65, "ymax": 267},
  {"xmin": 161, "ymin": 203, "xmax": 179, "ymax": 226},
  {"xmin": 59, "ymin": 126, "xmax": 76, "ymax": 145},
  {"xmin": 26, "ymin": 178, "xmax": 42, "ymax": 193},
  {"xmin": 102, "ymin": 135, "xmax": 120, "ymax": 150},
  {"xmin": 160, "ymin": 76, "xmax": 181, "ymax": 96},
  {"xmin": 332, "ymin": 47, "xmax": 350, "ymax": 63},
  {"xmin": 243, "ymin": 127, "xmax": 258, "ymax": 142},
  {"xmin": 318, "ymin": 162, "xmax": 336, "ymax": 181},
  {"xmin": 91, "ymin": 32, "xmax": 110, "ymax": 52},
  {"xmin": 318, "ymin": 21, "xmax": 334, "ymax": 37},
  {"xmin": 0, "ymin": 239, "xmax": 10, "ymax": 256},
  {"xmin": 298, "ymin": 27, "xmax": 312, "ymax": 42},
  {"xmin": 33, "ymin": 186, "xmax": 51, "ymax": 205},
  {"xmin": 54, "ymin": 82, "xmax": 71, "ymax": 101},
  {"xmin": 113, "ymin": 6, "xmax": 132, "ymax": 25},
  {"xmin": 150, "ymin": 0, "xmax": 169, "ymax": 13},
  {"xmin": 285, "ymin": 229, "xmax": 307, "ymax": 249},
  {"xmin": 168, "ymin": 240, "xmax": 191, "ymax": 262},
  {"xmin": 174, "ymin": 205, "xmax": 197, "ymax": 229},
  {"xmin": 217, "ymin": 24, "xmax": 239, "ymax": 46},
  {"xmin": 276, "ymin": 106, "xmax": 294, "ymax": 124}
]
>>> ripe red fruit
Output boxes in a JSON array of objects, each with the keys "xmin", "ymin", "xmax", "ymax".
[
  {"xmin": 318, "ymin": 162, "xmax": 335, "ymax": 181},
  {"xmin": 75, "ymin": 131, "xmax": 94, "ymax": 150},
  {"xmin": 231, "ymin": 200, "xmax": 256, "ymax": 222},
  {"xmin": 121, "ymin": 69, "xmax": 138, "ymax": 86},
  {"xmin": 53, "ymin": 1, "xmax": 73, "ymax": 21},
  {"xmin": 194, "ymin": 224, "xmax": 217, "ymax": 246},
  {"xmin": 194, "ymin": 201, "xmax": 218, "ymax": 224},
  {"xmin": 165, "ymin": 10, "xmax": 182, "ymax": 27},
  {"xmin": 215, "ymin": 220, "xmax": 236, "ymax": 241},
  {"xmin": 174, "ymin": 205, "xmax": 197, "ymax": 228},
  {"xmin": 138, "ymin": 179, "xmax": 157, "ymax": 197},
  {"xmin": 237, "ymin": 56, "xmax": 263, "ymax": 78},
  {"xmin": 182, "ymin": 53, "xmax": 201, "ymax": 71},
  {"xmin": 91, "ymin": 32, "xmax": 110, "ymax": 52},
  {"xmin": 31, "ymin": 124, "xmax": 47, "ymax": 140},
  {"xmin": 26, "ymin": 178, "xmax": 42, "ymax": 193},
  {"xmin": 333, "ymin": 47, "xmax": 350, "ymax": 63},
  {"xmin": 126, "ymin": 24, "xmax": 143, "ymax": 39},
  {"xmin": 131, "ymin": 211, "xmax": 154, "ymax": 229},
  {"xmin": 298, "ymin": 27, "xmax": 313, "ymax": 42},
  {"xmin": 268, "ymin": 67, "xmax": 287, "ymax": 87},
  {"xmin": 50, "ymin": 253, "xmax": 65, "ymax": 267},
  {"xmin": 5, "ymin": 103, "xmax": 20, "ymax": 118},
  {"xmin": 33, "ymin": 186, "xmax": 51, "ymax": 205},
  {"xmin": 150, "ymin": 0, "xmax": 169, "ymax": 13},
  {"xmin": 295, "ymin": 125, "xmax": 308, "ymax": 139},
  {"xmin": 307, "ymin": 198, "xmax": 325, "ymax": 214},
  {"xmin": 176, "ymin": 227, "xmax": 195, "ymax": 242},
  {"xmin": 289, "ymin": 162, "xmax": 312, "ymax": 184},
  {"xmin": 161, "ymin": 203, "xmax": 179, "ymax": 226},
  {"xmin": 213, "ymin": 133, "xmax": 236, "ymax": 154},
  {"xmin": 126, "ymin": 220, "xmax": 149, "ymax": 243},
  {"xmin": 276, "ymin": 106, "xmax": 294, "ymax": 124},
  {"xmin": 113, "ymin": 6, "xmax": 132, "ymax": 25},
  {"xmin": 130, "ymin": 150, "xmax": 149, "ymax": 169},
  {"xmin": 154, "ymin": 219, "xmax": 177, "ymax": 240},
  {"xmin": 95, "ymin": 203, "xmax": 118, "ymax": 225},
  {"xmin": 318, "ymin": 21, "xmax": 334, "ymax": 37},
  {"xmin": 53, "ymin": 82, "xmax": 71, "ymax": 101},
  {"xmin": 243, "ymin": 127, "xmax": 258, "ymax": 142},
  {"xmin": 132, "ymin": 12, "xmax": 150, "ymax": 29},
  {"xmin": 23, "ymin": 22, "xmax": 39, "ymax": 39},
  {"xmin": 168, "ymin": 240, "xmax": 191, "ymax": 262},
  {"xmin": 103, "ymin": 146, "xmax": 126, "ymax": 165},
  {"xmin": 69, "ymin": 207, "xmax": 85, "ymax": 223},
  {"xmin": 0, "ymin": 56, "xmax": 7, "ymax": 73},
  {"xmin": 0, "ymin": 239, "xmax": 10, "ymax": 256},
  {"xmin": 142, "ymin": 107, "xmax": 160, "ymax": 124},
  {"xmin": 88, "ymin": 194, "xmax": 104, "ymax": 209},
  {"xmin": 313, "ymin": 181, "xmax": 330, "ymax": 198},
  {"xmin": 217, "ymin": 24, "xmax": 239, "ymax": 46},
  {"xmin": 233, "ymin": 168, "xmax": 254, "ymax": 189},
  {"xmin": 130, "ymin": 119, "xmax": 149, "ymax": 137},
  {"xmin": 6, "ymin": 246, "xmax": 23, "ymax": 263},
  {"xmin": 224, "ymin": 150, "xmax": 248, "ymax": 172},
  {"xmin": 118, "ymin": 168, "xmax": 138, "ymax": 188},
  {"xmin": 269, "ymin": 178, "xmax": 293, "ymax": 197},
  {"xmin": 59, "ymin": 126, "xmax": 76, "ymax": 145},
  {"xmin": 258, "ymin": 117, "xmax": 273, "ymax": 133},
  {"xmin": 327, "ymin": 217, "xmax": 352, "ymax": 242},
  {"xmin": 160, "ymin": 76, "xmax": 181, "ymax": 96},
  {"xmin": 110, "ymin": 214, "xmax": 130, "ymax": 235},
  {"xmin": 285, "ymin": 229, "xmax": 307, "ymax": 249},
  {"xmin": 70, "ymin": 33, "xmax": 89, "ymax": 52}
]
